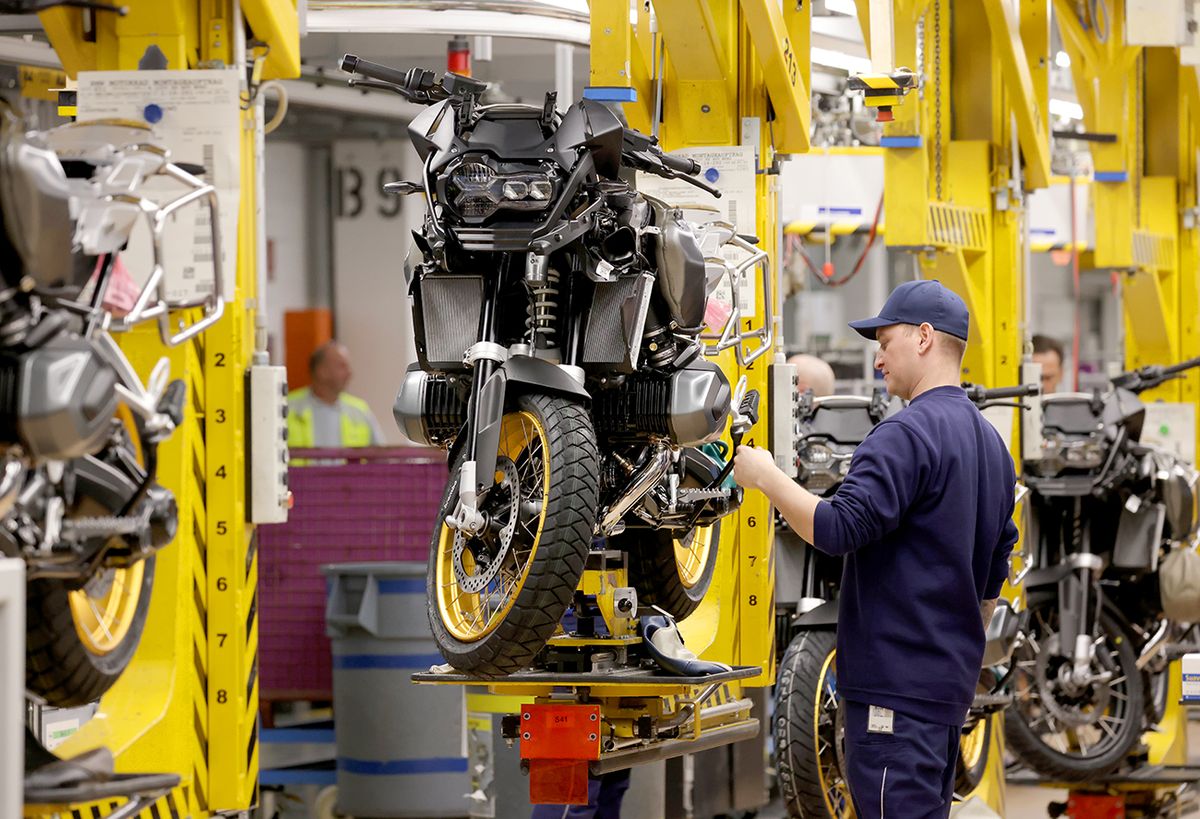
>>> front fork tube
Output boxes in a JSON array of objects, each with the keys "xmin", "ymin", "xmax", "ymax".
[
  {"xmin": 450, "ymin": 359, "xmax": 496, "ymax": 533},
  {"xmin": 1060, "ymin": 568, "xmax": 1100, "ymax": 680},
  {"xmin": 448, "ymin": 275, "xmax": 502, "ymax": 535}
]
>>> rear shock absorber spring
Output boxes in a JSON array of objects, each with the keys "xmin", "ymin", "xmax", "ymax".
[{"xmin": 527, "ymin": 269, "xmax": 560, "ymax": 349}]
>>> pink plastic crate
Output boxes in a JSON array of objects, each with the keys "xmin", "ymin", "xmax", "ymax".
[{"xmin": 258, "ymin": 447, "xmax": 448, "ymax": 699}]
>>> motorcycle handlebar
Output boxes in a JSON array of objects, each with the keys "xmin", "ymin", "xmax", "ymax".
[
  {"xmin": 340, "ymin": 54, "xmax": 411, "ymax": 88},
  {"xmin": 962, "ymin": 383, "xmax": 1040, "ymax": 404},
  {"xmin": 1164, "ymin": 355, "xmax": 1200, "ymax": 377},
  {"xmin": 657, "ymin": 150, "xmax": 701, "ymax": 175}
]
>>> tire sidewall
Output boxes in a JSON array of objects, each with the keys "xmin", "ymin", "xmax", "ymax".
[
  {"xmin": 1004, "ymin": 606, "xmax": 1145, "ymax": 780},
  {"xmin": 26, "ymin": 555, "xmax": 156, "ymax": 705},
  {"xmin": 425, "ymin": 393, "xmax": 598, "ymax": 674}
]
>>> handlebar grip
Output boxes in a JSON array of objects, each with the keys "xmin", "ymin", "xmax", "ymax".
[
  {"xmin": 340, "ymin": 54, "xmax": 410, "ymax": 87},
  {"xmin": 983, "ymin": 384, "xmax": 1040, "ymax": 400},
  {"xmin": 658, "ymin": 151, "xmax": 701, "ymax": 176}
]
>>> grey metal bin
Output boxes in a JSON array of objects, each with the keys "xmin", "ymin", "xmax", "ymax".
[{"xmin": 324, "ymin": 562, "xmax": 468, "ymax": 818}]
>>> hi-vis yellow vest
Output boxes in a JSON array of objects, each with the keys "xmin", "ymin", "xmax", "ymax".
[{"xmin": 287, "ymin": 387, "xmax": 375, "ymax": 448}]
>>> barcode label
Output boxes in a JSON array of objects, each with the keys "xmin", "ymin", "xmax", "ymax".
[
  {"xmin": 202, "ymin": 143, "xmax": 214, "ymax": 176},
  {"xmin": 728, "ymin": 200, "xmax": 738, "ymax": 230}
]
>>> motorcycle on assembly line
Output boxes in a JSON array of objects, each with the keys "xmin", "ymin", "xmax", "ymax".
[
  {"xmin": 1003, "ymin": 357, "xmax": 1200, "ymax": 781},
  {"xmin": 773, "ymin": 382, "xmax": 1036, "ymax": 818},
  {"xmin": 0, "ymin": 113, "xmax": 223, "ymax": 708},
  {"xmin": 339, "ymin": 57, "xmax": 771, "ymax": 675}
]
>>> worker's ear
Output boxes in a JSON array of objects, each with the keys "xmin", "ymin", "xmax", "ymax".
[{"xmin": 917, "ymin": 322, "xmax": 936, "ymax": 355}]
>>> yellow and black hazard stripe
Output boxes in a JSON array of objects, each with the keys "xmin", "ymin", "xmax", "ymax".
[{"xmin": 847, "ymin": 71, "xmax": 916, "ymax": 108}]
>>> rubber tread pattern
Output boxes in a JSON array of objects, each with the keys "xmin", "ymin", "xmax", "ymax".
[
  {"xmin": 25, "ymin": 557, "xmax": 156, "ymax": 707},
  {"xmin": 426, "ymin": 394, "xmax": 598, "ymax": 676},
  {"xmin": 774, "ymin": 629, "xmax": 847, "ymax": 818},
  {"xmin": 624, "ymin": 524, "xmax": 718, "ymax": 621},
  {"xmin": 1004, "ymin": 608, "xmax": 1145, "ymax": 782}
]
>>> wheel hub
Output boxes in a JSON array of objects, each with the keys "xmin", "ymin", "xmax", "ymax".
[
  {"xmin": 453, "ymin": 458, "xmax": 519, "ymax": 594},
  {"xmin": 1035, "ymin": 632, "xmax": 1112, "ymax": 729}
]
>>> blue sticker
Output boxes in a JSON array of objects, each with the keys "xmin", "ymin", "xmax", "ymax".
[
  {"xmin": 143, "ymin": 103, "xmax": 163, "ymax": 124},
  {"xmin": 705, "ymin": 167, "xmax": 720, "ymax": 184}
]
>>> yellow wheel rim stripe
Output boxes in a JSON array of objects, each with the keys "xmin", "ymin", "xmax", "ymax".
[
  {"xmin": 959, "ymin": 717, "xmax": 988, "ymax": 771},
  {"xmin": 815, "ymin": 646, "xmax": 856, "ymax": 818},
  {"xmin": 674, "ymin": 525, "xmax": 714, "ymax": 589},
  {"xmin": 69, "ymin": 406, "xmax": 146, "ymax": 656},
  {"xmin": 436, "ymin": 411, "xmax": 550, "ymax": 643}
]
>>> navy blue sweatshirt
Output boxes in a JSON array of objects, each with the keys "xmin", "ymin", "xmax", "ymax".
[{"xmin": 811, "ymin": 385, "xmax": 1018, "ymax": 726}]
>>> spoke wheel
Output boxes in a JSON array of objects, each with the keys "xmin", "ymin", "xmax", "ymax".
[
  {"xmin": 1004, "ymin": 603, "xmax": 1144, "ymax": 781},
  {"xmin": 27, "ymin": 405, "xmax": 157, "ymax": 706},
  {"xmin": 621, "ymin": 522, "xmax": 719, "ymax": 621},
  {"xmin": 954, "ymin": 712, "xmax": 992, "ymax": 796},
  {"xmin": 427, "ymin": 393, "xmax": 598, "ymax": 675},
  {"xmin": 775, "ymin": 629, "xmax": 855, "ymax": 818}
]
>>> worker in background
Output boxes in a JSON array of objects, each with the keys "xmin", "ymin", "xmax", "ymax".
[
  {"xmin": 287, "ymin": 341, "xmax": 384, "ymax": 448},
  {"xmin": 789, "ymin": 352, "xmax": 836, "ymax": 396},
  {"xmin": 1032, "ymin": 333, "xmax": 1065, "ymax": 394},
  {"xmin": 733, "ymin": 280, "xmax": 1018, "ymax": 819}
]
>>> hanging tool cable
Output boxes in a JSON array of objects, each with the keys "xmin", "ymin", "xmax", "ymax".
[{"xmin": 791, "ymin": 191, "xmax": 884, "ymax": 288}]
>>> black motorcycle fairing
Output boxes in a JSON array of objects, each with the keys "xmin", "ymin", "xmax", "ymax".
[
  {"xmin": 1103, "ymin": 387, "xmax": 1147, "ymax": 442},
  {"xmin": 467, "ymin": 355, "xmax": 590, "ymax": 495},
  {"xmin": 793, "ymin": 599, "xmax": 838, "ymax": 628},
  {"xmin": 407, "ymin": 99, "xmax": 457, "ymax": 161},
  {"xmin": 648, "ymin": 201, "xmax": 707, "ymax": 333}
]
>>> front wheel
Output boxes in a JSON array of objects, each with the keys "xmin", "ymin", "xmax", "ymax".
[
  {"xmin": 1004, "ymin": 603, "xmax": 1144, "ymax": 781},
  {"xmin": 427, "ymin": 393, "xmax": 599, "ymax": 676}
]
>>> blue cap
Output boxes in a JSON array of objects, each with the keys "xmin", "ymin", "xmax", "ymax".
[{"xmin": 848, "ymin": 279, "xmax": 969, "ymax": 341}]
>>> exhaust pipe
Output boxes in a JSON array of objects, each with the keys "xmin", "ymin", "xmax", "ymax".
[{"xmin": 600, "ymin": 445, "xmax": 672, "ymax": 535}]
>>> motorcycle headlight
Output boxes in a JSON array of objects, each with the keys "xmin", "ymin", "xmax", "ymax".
[
  {"xmin": 1038, "ymin": 433, "xmax": 1105, "ymax": 473},
  {"xmin": 452, "ymin": 162, "xmax": 494, "ymax": 187},
  {"xmin": 800, "ymin": 443, "xmax": 834, "ymax": 466},
  {"xmin": 448, "ymin": 159, "xmax": 557, "ymax": 220}
]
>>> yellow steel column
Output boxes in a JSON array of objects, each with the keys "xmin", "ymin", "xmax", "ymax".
[{"xmin": 38, "ymin": 1, "xmax": 298, "ymax": 814}]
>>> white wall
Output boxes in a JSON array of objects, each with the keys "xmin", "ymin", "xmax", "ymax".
[
  {"xmin": 263, "ymin": 141, "xmax": 315, "ymax": 363},
  {"xmin": 331, "ymin": 140, "xmax": 422, "ymax": 444}
]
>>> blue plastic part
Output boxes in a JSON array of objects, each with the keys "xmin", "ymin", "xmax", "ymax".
[
  {"xmin": 338, "ymin": 757, "xmax": 470, "ymax": 775},
  {"xmin": 376, "ymin": 578, "xmax": 425, "ymax": 594},
  {"xmin": 261, "ymin": 728, "xmax": 336, "ymax": 744},
  {"xmin": 142, "ymin": 103, "xmax": 163, "ymax": 124},
  {"xmin": 259, "ymin": 768, "xmax": 338, "ymax": 786},
  {"xmin": 705, "ymin": 167, "xmax": 721, "ymax": 183},
  {"xmin": 1094, "ymin": 170, "xmax": 1129, "ymax": 183},
  {"xmin": 880, "ymin": 136, "xmax": 922, "ymax": 148},
  {"xmin": 583, "ymin": 86, "xmax": 638, "ymax": 102}
]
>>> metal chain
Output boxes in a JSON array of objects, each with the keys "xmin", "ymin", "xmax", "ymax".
[{"xmin": 934, "ymin": 0, "xmax": 943, "ymax": 201}]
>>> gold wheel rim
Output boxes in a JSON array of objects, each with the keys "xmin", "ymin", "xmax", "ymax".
[
  {"xmin": 959, "ymin": 717, "xmax": 988, "ymax": 772},
  {"xmin": 674, "ymin": 524, "xmax": 714, "ymax": 589},
  {"xmin": 436, "ymin": 411, "xmax": 549, "ymax": 642},
  {"xmin": 815, "ymin": 646, "xmax": 856, "ymax": 819},
  {"xmin": 69, "ymin": 406, "xmax": 145, "ymax": 656}
]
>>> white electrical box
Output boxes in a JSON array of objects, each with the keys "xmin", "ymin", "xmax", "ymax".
[
  {"xmin": 1126, "ymin": 0, "xmax": 1196, "ymax": 46},
  {"xmin": 1021, "ymin": 361, "xmax": 1044, "ymax": 465},
  {"xmin": 248, "ymin": 365, "xmax": 289, "ymax": 524},
  {"xmin": 769, "ymin": 360, "xmax": 800, "ymax": 478}
]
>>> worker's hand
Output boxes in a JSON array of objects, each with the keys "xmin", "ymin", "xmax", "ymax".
[{"xmin": 733, "ymin": 445, "xmax": 778, "ymax": 492}]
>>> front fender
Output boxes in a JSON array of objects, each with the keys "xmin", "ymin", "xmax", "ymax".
[{"xmin": 470, "ymin": 356, "xmax": 591, "ymax": 495}]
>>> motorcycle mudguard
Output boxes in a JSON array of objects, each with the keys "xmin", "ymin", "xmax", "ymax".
[
  {"xmin": 469, "ymin": 355, "xmax": 591, "ymax": 495},
  {"xmin": 793, "ymin": 599, "xmax": 839, "ymax": 629}
]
